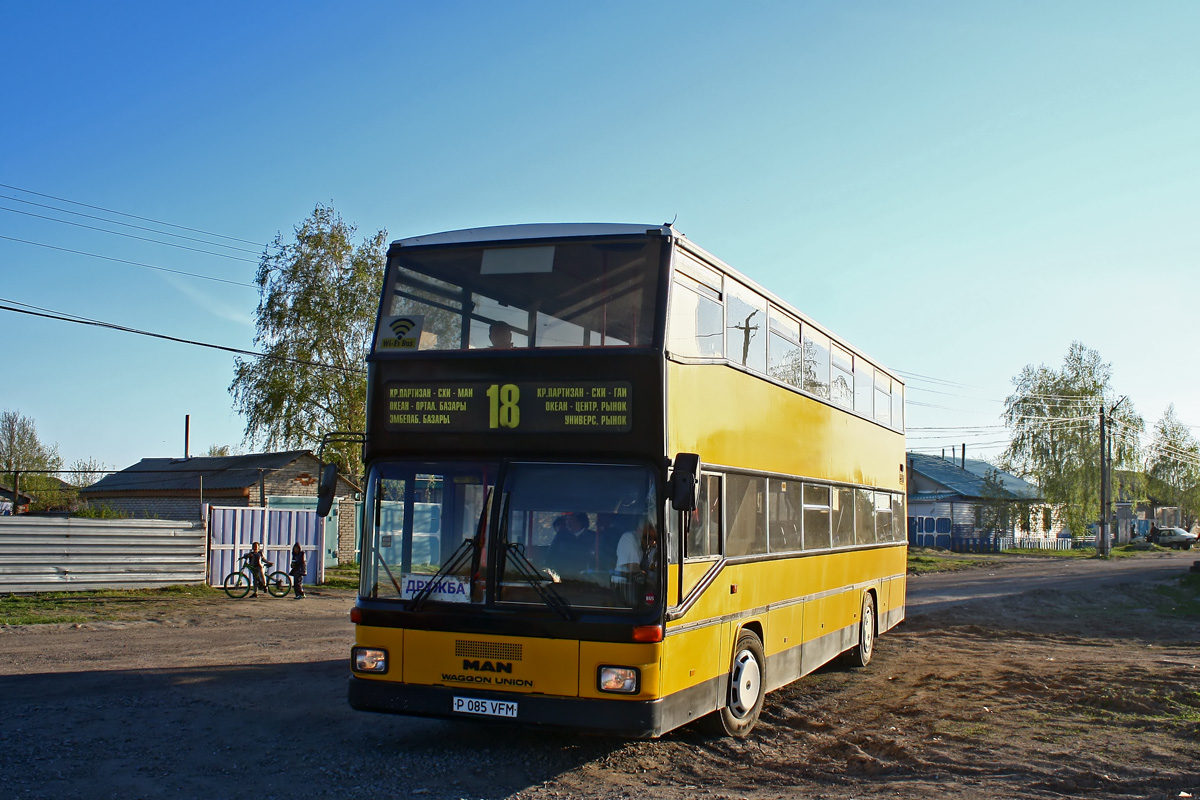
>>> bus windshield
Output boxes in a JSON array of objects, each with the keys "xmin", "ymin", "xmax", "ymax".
[
  {"xmin": 375, "ymin": 238, "xmax": 663, "ymax": 352},
  {"xmin": 361, "ymin": 460, "xmax": 660, "ymax": 612}
]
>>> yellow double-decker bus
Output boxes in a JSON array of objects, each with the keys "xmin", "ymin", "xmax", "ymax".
[{"xmin": 338, "ymin": 223, "xmax": 906, "ymax": 737}]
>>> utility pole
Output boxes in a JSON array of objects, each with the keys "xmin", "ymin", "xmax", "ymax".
[
  {"xmin": 1099, "ymin": 404, "xmax": 1107, "ymax": 556},
  {"xmin": 1104, "ymin": 396, "xmax": 1127, "ymax": 556}
]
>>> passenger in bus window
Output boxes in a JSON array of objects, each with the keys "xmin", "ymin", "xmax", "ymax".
[
  {"xmin": 548, "ymin": 512, "xmax": 594, "ymax": 577},
  {"xmin": 488, "ymin": 321, "xmax": 514, "ymax": 349}
]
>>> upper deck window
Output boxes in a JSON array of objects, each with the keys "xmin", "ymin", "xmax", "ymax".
[{"xmin": 376, "ymin": 238, "xmax": 663, "ymax": 353}]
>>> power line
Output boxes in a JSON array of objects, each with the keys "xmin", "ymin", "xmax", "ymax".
[
  {"xmin": 0, "ymin": 205, "xmax": 259, "ymax": 263},
  {"xmin": 0, "ymin": 298, "xmax": 363, "ymax": 375},
  {"xmin": 906, "ymin": 385, "xmax": 1003, "ymax": 402},
  {"xmin": 0, "ymin": 235, "xmax": 257, "ymax": 288},
  {"xmin": 0, "ymin": 182, "xmax": 272, "ymax": 248},
  {"xmin": 893, "ymin": 369, "xmax": 983, "ymax": 390},
  {"xmin": 0, "ymin": 193, "xmax": 263, "ymax": 255}
]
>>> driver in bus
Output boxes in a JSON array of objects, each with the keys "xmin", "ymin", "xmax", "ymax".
[{"xmin": 612, "ymin": 521, "xmax": 658, "ymax": 605}]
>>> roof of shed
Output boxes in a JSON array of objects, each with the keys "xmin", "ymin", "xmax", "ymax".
[
  {"xmin": 907, "ymin": 452, "xmax": 1042, "ymax": 502},
  {"xmin": 82, "ymin": 451, "xmax": 313, "ymax": 494}
]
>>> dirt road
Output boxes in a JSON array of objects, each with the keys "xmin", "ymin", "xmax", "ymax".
[{"xmin": 1, "ymin": 552, "xmax": 1197, "ymax": 800}]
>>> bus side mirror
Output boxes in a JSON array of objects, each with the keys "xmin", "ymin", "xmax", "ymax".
[
  {"xmin": 668, "ymin": 453, "xmax": 700, "ymax": 511},
  {"xmin": 316, "ymin": 463, "xmax": 339, "ymax": 517}
]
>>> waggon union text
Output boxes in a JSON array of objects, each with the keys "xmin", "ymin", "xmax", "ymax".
[{"xmin": 441, "ymin": 673, "xmax": 533, "ymax": 687}]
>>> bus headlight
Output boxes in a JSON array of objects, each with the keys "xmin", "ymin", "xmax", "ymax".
[
  {"xmin": 353, "ymin": 647, "xmax": 388, "ymax": 673},
  {"xmin": 598, "ymin": 666, "xmax": 640, "ymax": 694}
]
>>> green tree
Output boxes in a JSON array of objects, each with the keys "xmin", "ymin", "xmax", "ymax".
[
  {"xmin": 1145, "ymin": 404, "xmax": 1200, "ymax": 525},
  {"xmin": 0, "ymin": 410, "xmax": 64, "ymax": 511},
  {"xmin": 229, "ymin": 204, "xmax": 386, "ymax": 481},
  {"xmin": 1000, "ymin": 342, "xmax": 1143, "ymax": 538}
]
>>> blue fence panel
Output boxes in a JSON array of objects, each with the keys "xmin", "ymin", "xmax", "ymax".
[{"xmin": 208, "ymin": 507, "xmax": 324, "ymax": 586}]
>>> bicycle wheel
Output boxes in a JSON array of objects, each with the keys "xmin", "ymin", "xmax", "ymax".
[
  {"xmin": 223, "ymin": 571, "xmax": 251, "ymax": 599},
  {"xmin": 266, "ymin": 571, "xmax": 291, "ymax": 598}
]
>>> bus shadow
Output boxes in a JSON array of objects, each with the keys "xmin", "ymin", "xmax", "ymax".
[{"xmin": 0, "ymin": 660, "xmax": 625, "ymax": 798}]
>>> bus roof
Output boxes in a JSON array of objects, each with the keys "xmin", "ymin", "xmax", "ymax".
[
  {"xmin": 389, "ymin": 222, "xmax": 901, "ymax": 386},
  {"xmin": 393, "ymin": 223, "xmax": 675, "ymax": 248}
]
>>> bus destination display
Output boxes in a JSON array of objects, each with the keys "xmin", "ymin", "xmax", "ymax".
[{"xmin": 385, "ymin": 381, "xmax": 632, "ymax": 433}]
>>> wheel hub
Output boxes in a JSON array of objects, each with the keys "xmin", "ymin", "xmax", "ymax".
[{"xmin": 729, "ymin": 649, "xmax": 761, "ymax": 717}]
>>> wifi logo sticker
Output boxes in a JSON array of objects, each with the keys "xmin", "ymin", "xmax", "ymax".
[
  {"xmin": 390, "ymin": 318, "xmax": 417, "ymax": 337},
  {"xmin": 378, "ymin": 315, "xmax": 425, "ymax": 350}
]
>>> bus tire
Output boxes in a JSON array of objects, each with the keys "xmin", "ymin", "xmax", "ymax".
[
  {"xmin": 846, "ymin": 592, "xmax": 876, "ymax": 668},
  {"xmin": 704, "ymin": 630, "xmax": 765, "ymax": 738}
]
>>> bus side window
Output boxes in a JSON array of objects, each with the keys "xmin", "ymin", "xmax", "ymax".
[
  {"xmin": 667, "ymin": 276, "xmax": 723, "ymax": 359},
  {"xmin": 768, "ymin": 479, "xmax": 801, "ymax": 553},
  {"xmin": 686, "ymin": 474, "xmax": 721, "ymax": 558},
  {"xmin": 725, "ymin": 474, "xmax": 766, "ymax": 557}
]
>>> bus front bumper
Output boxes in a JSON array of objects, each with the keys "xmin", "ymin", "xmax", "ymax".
[{"xmin": 348, "ymin": 676, "xmax": 700, "ymax": 738}]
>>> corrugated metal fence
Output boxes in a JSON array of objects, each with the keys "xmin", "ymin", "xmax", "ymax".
[
  {"xmin": 207, "ymin": 507, "xmax": 324, "ymax": 587},
  {"xmin": 0, "ymin": 517, "xmax": 207, "ymax": 593}
]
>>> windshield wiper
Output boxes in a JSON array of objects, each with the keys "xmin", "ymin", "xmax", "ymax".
[
  {"xmin": 499, "ymin": 492, "xmax": 572, "ymax": 621},
  {"xmin": 410, "ymin": 488, "xmax": 492, "ymax": 610},
  {"xmin": 410, "ymin": 537, "xmax": 476, "ymax": 611}
]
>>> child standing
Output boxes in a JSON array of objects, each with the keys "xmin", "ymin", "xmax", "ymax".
[
  {"xmin": 290, "ymin": 542, "xmax": 307, "ymax": 599},
  {"xmin": 243, "ymin": 541, "xmax": 271, "ymax": 598}
]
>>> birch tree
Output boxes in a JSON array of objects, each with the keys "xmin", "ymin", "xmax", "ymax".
[
  {"xmin": 1000, "ymin": 342, "xmax": 1143, "ymax": 537},
  {"xmin": 229, "ymin": 204, "xmax": 386, "ymax": 481}
]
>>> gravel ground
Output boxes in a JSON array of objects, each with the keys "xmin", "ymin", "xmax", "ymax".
[{"xmin": 1, "ymin": 552, "xmax": 1198, "ymax": 800}]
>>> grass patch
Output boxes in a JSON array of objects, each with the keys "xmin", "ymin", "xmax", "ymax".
[
  {"xmin": 1152, "ymin": 572, "xmax": 1200, "ymax": 618},
  {"xmin": 322, "ymin": 563, "xmax": 360, "ymax": 590},
  {"xmin": 907, "ymin": 552, "xmax": 995, "ymax": 574},
  {"xmin": 0, "ymin": 584, "xmax": 219, "ymax": 626}
]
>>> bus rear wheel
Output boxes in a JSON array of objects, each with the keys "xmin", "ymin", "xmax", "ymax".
[
  {"xmin": 703, "ymin": 630, "xmax": 765, "ymax": 738},
  {"xmin": 846, "ymin": 592, "xmax": 876, "ymax": 668}
]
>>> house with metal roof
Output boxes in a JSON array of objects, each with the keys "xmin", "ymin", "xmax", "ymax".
[
  {"xmin": 81, "ymin": 451, "xmax": 360, "ymax": 563},
  {"xmin": 1, "ymin": 481, "xmax": 34, "ymax": 514},
  {"xmin": 907, "ymin": 451, "xmax": 1060, "ymax": 545}
]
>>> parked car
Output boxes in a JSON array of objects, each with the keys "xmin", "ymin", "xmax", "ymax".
[{"xmin": 1152, "ymin": 527, "xmax": 1197, "ymax": 550}]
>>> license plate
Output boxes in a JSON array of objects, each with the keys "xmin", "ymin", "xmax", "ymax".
[{"xmin": 452, "ymin": 696, "xmax": 518, "ymax": 718}]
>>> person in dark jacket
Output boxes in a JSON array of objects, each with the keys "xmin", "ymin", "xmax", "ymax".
[{"xmin": 289, "ymin": 542, "xmax": 307, "ymax": 599}]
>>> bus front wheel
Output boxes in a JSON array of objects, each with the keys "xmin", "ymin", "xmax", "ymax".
[
  {"xmin": 704, "ymin": 630, "xmax": 765, "ymax": 738},
  {"xmin": 846, "ymin": 592, "xmax": 876, "ymax": 668}
]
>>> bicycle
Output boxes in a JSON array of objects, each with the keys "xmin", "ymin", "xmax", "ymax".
[{"xmin": 223, "ymin": 553, "xmax": 291, "ymax": 598}]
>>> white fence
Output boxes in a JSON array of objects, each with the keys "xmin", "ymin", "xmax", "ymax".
[
  {"xmin": 999, "ymin": 536, "xmax": 1096, "ymax": 551},
  {"xmin": 0, "ymin": 517, "xmax": 208, "ymax": 593}
]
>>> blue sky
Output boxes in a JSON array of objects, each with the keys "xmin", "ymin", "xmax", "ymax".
[{"xmin": 3, "ymin": 1, "xmax": 1198, "ymax": 470}]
